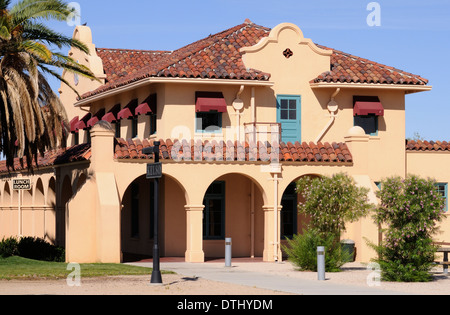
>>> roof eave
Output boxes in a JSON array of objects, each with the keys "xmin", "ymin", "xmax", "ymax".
[
  {"xmin": 310, "ymin": 82, "xmax": 432, "ymax": 94},
  {"xmin": 75, "ymin": 77, "xmax": 274, "ymax": 107}
]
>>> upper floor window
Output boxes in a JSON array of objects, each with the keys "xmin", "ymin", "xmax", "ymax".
[
  {"xmin": 195, "ymin": 92, "xmax": 227, "ymax": 133},
  {"xmin": 436, "ymin": 183, "xmax": 448, "ymax": 213},
  {"xmin": 353, "ymin": 96, "xmax": 384, "ymax": 136}
]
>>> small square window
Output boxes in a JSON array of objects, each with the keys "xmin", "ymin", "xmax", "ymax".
[
  {"xmin": 354, "ymin": 115, "xmax": 378, "ymax": 136},
  {"xmin": 196, "ymin": 112, "xmax": 222, "ymax": 133}
]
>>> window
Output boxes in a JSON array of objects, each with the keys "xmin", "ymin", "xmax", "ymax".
[
  {"xmin": 195, "ymin": 92, "xmax": 226, "ymax": 133},
  {"xmin": 354, "ymin": 115, "xmax": 378, "ymax": 136},
  {"xmin": 281, "ymin": 183, "xmax": 297, "ymax": 239},
  {"xmin": 72, "ymin": 132, "xmax": 79, "ymax": 146},
  {"xmin": 131, "ymin": 117, "xmax": 138, "ymax": 138},
  {"xmin": 353, "ymin": 96, "xmax": 383, "ymax": 136},
  {"xmin": 436, "ymin": 183, "xmax": 448, "ymax": 213},
  {"xmin": 196, "ymin": 112, "xmax": 222, "ymax": 133},
  {"xmin": 114, "ymin": 120, "xmax": 121, "ymax": 138},
  {"xmin": 203, "ymin": 181, "xmax": 225, "ymax": 240}
]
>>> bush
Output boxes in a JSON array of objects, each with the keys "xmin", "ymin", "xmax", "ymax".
[
  {"xmin": 371, "ymin": 175, "xmax": 446, "ymax": 282},
  {"xmin": 0, "ymin": 237, "xmax": 64, "ymax": 262},
  {"xmin": 17, "ymin": 237, "xmax": 65, "ymax": 262},
  {"xmin": 297, "ymin": 173, "xmax": 374, "ymax": 239},
  {"xmin": 0, "ymin": 237, "xmax": 19, "ymax": 258},
  {"xmin": 282, "ymin": 229, "xmax": 352, "ymax": 272}
]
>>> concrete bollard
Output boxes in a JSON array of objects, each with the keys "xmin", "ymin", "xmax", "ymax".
[
  {"xmin": 225, "ymin": 238, "xmax": 232, "ymax": 267},
  {"xmin": 317, "ymin": 246, "xmax": 325, "ymax": 281}
]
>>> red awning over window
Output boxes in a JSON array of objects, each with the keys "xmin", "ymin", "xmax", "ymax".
[
  {"xmin": 354, "ymin": 101, "xmax": 384, "ymax": 116},
  {"xmin": 74, "ymin": 113, "xmax": 91, "ymax": 131},
  {"xmin": 118, "ymin": 99, "xmax": 138, "ymax": 120},
  {"xmin": 196, "ymin": 97, "xmax": 227, "ymax": 113},
  {"xmin": 102, "ymin": 104, "xmax": 121, "ymax": 123},
  {"xmin": 135, "ymin": 103, "xmax": 152, "ymax": 116},
  {"xmin": 87, "ymin": 108, "xmax": 105, "ymax": 128},
  {"xmin": 70, "ymin": 116, "xmax": 79, "ymax": 133}
]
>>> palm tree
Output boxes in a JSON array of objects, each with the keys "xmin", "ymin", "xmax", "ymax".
[{"xmin": 0, "ymin": 0, "xmax": 96, "ymax": 170}]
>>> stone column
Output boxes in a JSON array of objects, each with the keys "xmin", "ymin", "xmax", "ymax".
[{"xmin": 185, "ymin": 205, "xmax": 205, "ymax": 262}]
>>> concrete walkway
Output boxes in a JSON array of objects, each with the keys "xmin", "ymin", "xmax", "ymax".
[{"xmin": 128, "ymin": 260, "xmax": 411, "ymax": 295}]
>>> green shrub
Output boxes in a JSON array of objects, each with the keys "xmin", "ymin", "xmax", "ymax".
[
  {"xmin": 297, "ymin": 173, "xmax": 374, "ymax": 240},
  {"xmin": 371, "ymin": 175, "xmax": 446, "ymax": 282},
  {"xmin": 17, "ymin": 237, "xmax": 65, "ymax": 262},
  {"xmin": 282, "ymin": 229, "xmax": 351, "ymax": 272},
  {"xmin": 0, "ymin": 237, "xmax": 18, "ymax": 258}
]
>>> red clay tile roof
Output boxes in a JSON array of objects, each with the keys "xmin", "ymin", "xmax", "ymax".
[
  {"xmin": 406, "ymin": 140, "xmax": 450, "ymax": 151},
  {"xmin": 313, "ymin": 46, "xmax": 428, "ymax": 86},
  {"xmin": 96, "ymin": 48, "xmax": 171, "ymax": 85},
  {"xmin": 0, "ymin": 143, "xmax": 91, "ymax": 173},
  {"xmin": 82, "ymin": 21, "xmax": 272, "ymax": 99},
  {"xmin": 114, "ymin": 138, "xmax": 353, "ymax": 163},
  {"xmin": 80, "ymin": 20, "xmax": 428, "ymax": 100}
]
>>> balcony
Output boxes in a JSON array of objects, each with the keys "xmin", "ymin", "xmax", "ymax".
[{"xmin": 244, "ymin": 122, "xmax": 281, "ymax": 144}]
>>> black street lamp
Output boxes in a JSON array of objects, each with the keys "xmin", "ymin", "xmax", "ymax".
[{"xmin": 143, "ymin": 141, "xmax": 162, "ymax": 284}]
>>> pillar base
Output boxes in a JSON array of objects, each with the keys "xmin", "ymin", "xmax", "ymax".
[{"xmin": 185, "ymin": 250, "xmax": 205, "ymax": 263}]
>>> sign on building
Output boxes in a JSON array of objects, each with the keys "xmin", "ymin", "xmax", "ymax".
[
  {"xmin": 147, "ymin": 162, "xmax": 162, "ymax": 179},
  {"xmin": 13, "ymin": 179, "xmax": 31, "ymax": 190}
]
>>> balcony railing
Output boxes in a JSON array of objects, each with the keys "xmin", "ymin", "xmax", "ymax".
[{"xmin": 244, "ymin": 122, "xmax": 281, "ymax": 144}]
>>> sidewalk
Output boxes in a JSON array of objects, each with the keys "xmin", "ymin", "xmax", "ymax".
[{"xmin": 128, "ymin": 259, "xmax": 424, "ymax": 295}]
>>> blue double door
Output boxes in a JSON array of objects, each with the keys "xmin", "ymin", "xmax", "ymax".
[{"xmin": 277, "ymin": 95, "xmax": 301, "ymax": 144}]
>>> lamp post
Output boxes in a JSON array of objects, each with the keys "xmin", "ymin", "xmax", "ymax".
[{"xmin": 143, "ymin": 141, "xmax": 162, "ymax": 284}]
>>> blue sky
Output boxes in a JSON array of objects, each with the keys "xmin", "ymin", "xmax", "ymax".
[{"xmin": 42, "ymin": 0, "xmax": 450, "ymax": 140}]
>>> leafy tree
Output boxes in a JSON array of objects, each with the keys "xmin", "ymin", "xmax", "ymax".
[
  {"xmin": 371, "ymin": 175, "xmax": 446, "ymax": 282},
  {"xmin": 283, "ymin": 173, "xmax": 373, "ymax": 271},
  {"xmin": 296, "ymin": 173, "xmax": 374, "ymax": 239},
  {"xmin": 0, "ymin": 0, "xmax": 96, "ymax": 170}
]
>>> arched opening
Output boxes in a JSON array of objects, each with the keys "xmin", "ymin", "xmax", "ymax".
[
  {"xmin": 4, "ymin": 182, "xmax": 11, "ymax": 206},
  {"xmin": 121, "ymin": 173, "xmax": 187, "ymax": 262},
  {"xmin": 45, "ymin": 177, "xmax": 56, "ymax": 244},
  {"xmin": 280, "ymin": 174, "xmax": 320, "ymax": 257},
  {"xmin": 202, "ymin": 173, "xmax": 265, "ymax": 260},
  {"xmin": 35, "ymin": 178, "xmax": 45, "ymax": 206},
  {"xmin": 57, "ymin": 175, "xmax": 73, "ymax": 247}
]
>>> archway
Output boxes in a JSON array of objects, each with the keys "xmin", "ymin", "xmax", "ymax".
[
  {"xmin": 202, "ymin": 173, "xmax": 265, "ymax": 260},
  {"xmin": 45, "ymin": 177, "xmax": 56, "ymax": 243},
  {"xmin": 35, "ymin": 178, "xmax": 45, "ymax": 206},
  {"xmin": 280, "ymin": 174, "xmax": 320, "ymax": 258},
  {"xmin": 57, "ymin": 175, "xmax": 72, "ymax": 247},
  {"xmin": 121, "ymin": 173, "xmax": 187, "ymax": 262}
]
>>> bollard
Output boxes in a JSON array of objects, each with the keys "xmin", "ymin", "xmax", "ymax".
[
  {"xmin": 317, "ymin": 246, "xmax": 325, "ymax": 281},
  {"xmin": 225, "ymin": 238, "xmax": 232, "ymax": 267}
]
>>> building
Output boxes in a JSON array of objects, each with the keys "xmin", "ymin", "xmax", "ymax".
[{"xmin": 0, "ymin": 20, "xmax": 448, "ymax": 263}]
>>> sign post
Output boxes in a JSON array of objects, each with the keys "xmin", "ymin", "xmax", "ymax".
[
  {"xmin": 13, "ymin": 179, "xmax": 32, "ymax": 237},
  {"xmin": 143, "ymin": 142, "xmax": 163, "ymax": 284}
]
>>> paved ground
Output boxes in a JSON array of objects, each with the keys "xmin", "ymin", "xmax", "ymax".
[
  {"xmin": 1, "ymin": 258, "xmax": 449, "ymax": 296},
  {"xmin": 129, "ymin": 258, "xmax": 450, "ymax": 295}
]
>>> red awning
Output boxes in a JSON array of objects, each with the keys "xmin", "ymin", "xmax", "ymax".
[
  {"xmin": 102, "ymin": 104, "xmax": 121, "ymax": 123},
  {"xmin": 135, "ymin": 102, "xmax": 152, "ymax": 116},
  {"xmin": 118, "ymin": 100, "xmax": 138, "ymax": 120},
  {"xmin": 354, "ymin": 101, "xmax": 384, "ymax": 116},
  {"xmin": 74, "ymin": 113, "xmax": 91, "ymax": 131},
  {"xmin": 87, "ymin": 108, "xmax": 105, "ymax": 128},
  {"xmin": 102, "ymin": 112, "xmax": 116, "ymax": 123},
  {"xmin": 196, "ymin": 97, "xmax": 227, "ymax": 113},
  {"xmin": 70, "ymin": 116, "xmax": 79, "ymax": 133}
]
